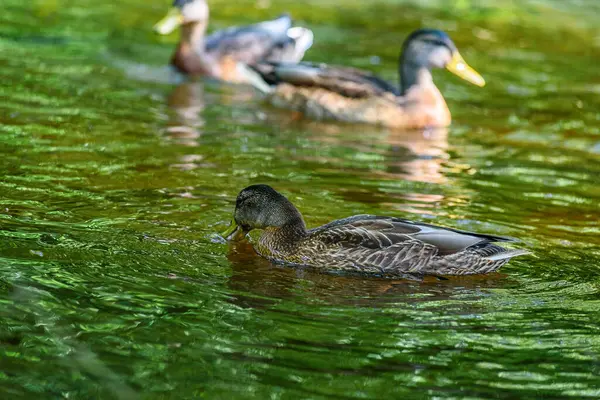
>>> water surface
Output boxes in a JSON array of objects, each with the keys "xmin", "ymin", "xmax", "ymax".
[{"xmin": 1, "ymin": 0, "xmax": 600, "ymax": 398}]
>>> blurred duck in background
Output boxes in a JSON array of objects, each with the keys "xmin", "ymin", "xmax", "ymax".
[
  {"xmin": 154, "ymin": 0, "xmax": 313, "ymax": 82},
  {"xmin": 243, "ymin": 29, "xmax": 485, "ymax": 129}
]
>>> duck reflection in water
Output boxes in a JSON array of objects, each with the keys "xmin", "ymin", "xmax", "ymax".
[
  {"xmin": 290, "ymin": 121, "xmax": 453, "ymax": 199},
  {"xmin": 165, "ymin": 80, "xmax": 206, "ymax": 147},
  {"xmin": 165, "ymin": 80, "xmax": 267, "ymax": 143},
  {"xmin": 225, "ymin": 239, "xmax": 512, "ymax": 309},
  {"xmin": 384, "ymin": 127, "xmax": 449, "ymax": 184},
  {"xmin": 163, "ymin": 81, "xmax": 208, "ymax": 171},
  {"xmin": 278, "ymin": 119, "xmax": 462, "ymax": 215},
  {"xmin": 278, "ymin": 114, "xmax": 452, "ymax": 185},
  {"xmin": 165, "ymin": 78, "xmax": 451, "ymax": 184},
  {"xmin": 164, "ymin": 80, "xmax": 262, "ymax": 170}
]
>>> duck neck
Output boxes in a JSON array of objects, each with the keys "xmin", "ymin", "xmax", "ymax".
[
  {"xmin": 399, "ymin": 64, "xmax": 450, "ymax": 126},
  {"xmin": 173, "ymin": 21, "xmax": 217, "ymax": 76},
  {"xmin": 181, "ymin": 21, "xmax": 207, "ymax": 50},
  {"xmin": 400, "ymin": 62, "xmax": 432, "ymax": 95},
  {"xmin": 258, "ymin": 218, "xmax": 308, "ymax": 257}
]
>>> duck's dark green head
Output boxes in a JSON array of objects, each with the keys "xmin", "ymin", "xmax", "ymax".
[
  {"xmin": 400, "ymin": 29, "xmax": 485, "ymax": 92},
  {"xmin": 154, "ymin": 0, "xmax": 208, "ymax": 35},
  {"xmin": 222, "ymin": 185, "xmax": 306, "ymax": 241}
]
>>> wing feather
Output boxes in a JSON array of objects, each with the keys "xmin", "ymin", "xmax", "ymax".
[
  {"xmin": 205, "ymin": 15, "xmax": 309, "ymax": 64},
  {"xmin": 306, "ymin": 215, "xmax": 520, "ymax": 273},
  {"xmin": 251, "ymin": 62, "xmax": 400, "ymax": 98}
]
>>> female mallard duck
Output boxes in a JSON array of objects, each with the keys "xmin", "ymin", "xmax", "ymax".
[
  {"xmin": 154, "ymin": 0, "xmax": 313, "ymax": 82},
  {"xmin": 242, "ymin": 29, "xmax": 484, "ymax": 129},
  {"xmin": 222, "ymin": 185, "xmax": 528, "ymax": 278}
]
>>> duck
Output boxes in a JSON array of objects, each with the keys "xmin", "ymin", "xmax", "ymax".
[
  {"xmin": 222, "ymin": 185, "xmax": 529, "ymax": 278},
  {"xmin": 239, "ymin": 29, "xmax": 484, "ymax": 129},
  {"xmin": 153, "ymin": 0, "xmax": 314, "ymax": 82}
]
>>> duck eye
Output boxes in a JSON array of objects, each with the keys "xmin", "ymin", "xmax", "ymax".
[{"xmin": 422, "ymin": 38, "xmax": 450, "ymax": 49}]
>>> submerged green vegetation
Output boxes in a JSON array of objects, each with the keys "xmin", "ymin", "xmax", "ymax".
[{"xmin": 0, "ymin": 0, "xmax": 599, "ymax": 398}]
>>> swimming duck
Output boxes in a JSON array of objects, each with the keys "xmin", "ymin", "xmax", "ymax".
[
  {"xmin": 154, "ymin": 0, "xmax": 313, "ymax": 82},
  {"xmin": 241, "ymin": 29, "xmax": 484, "ymax": 129},
  {"xmin": 222, "ymin": 185, "xmax": 528, "ymax": 278}
]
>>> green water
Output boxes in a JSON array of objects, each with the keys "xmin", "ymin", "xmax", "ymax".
[{"xmin": 1, "ymin": 0, "xmax": 600, "ymax": 398}]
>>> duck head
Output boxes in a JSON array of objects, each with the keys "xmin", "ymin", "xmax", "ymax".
[
  {"xmin": 400, "ymin": 29, "xmax": 485, "ymax": 93},
  {"xmin": 222, "ymin": 185, "xmax": 306, "ymax": 240},
  {"xmin": 154, "ymin": 0, "xmax": 209, "ymax": 35}
]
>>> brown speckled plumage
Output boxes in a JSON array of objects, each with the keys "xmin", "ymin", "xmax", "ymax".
[{"xmin": 224, "ymin": 185, "xmax": 529, "ymax": 279}]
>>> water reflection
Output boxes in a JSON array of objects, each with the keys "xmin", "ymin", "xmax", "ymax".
[
  {"xmin": 290, "ymin": 120, "xmax": 450, "ymax": 185},
  {"xmin": 165, "ymin": 80, "xmax": 206, "ymax": 146},
  {"xmin": 225, "ymin": 240, "xmax": 511, "ymax": 309},
  {"xmin": 164, "ymin": 80, "xmax": 260, "ymax": 171},
  {"xmin": 384, "ymin": 128, "xmax": 449, "ymax": 184},
  {"xmin": 287, "ymin": 121, "xmax": 454, "ymax": 210},
  {"xmin": 165, "ymin": 80, "xmax": 450, "ymax": 186}
]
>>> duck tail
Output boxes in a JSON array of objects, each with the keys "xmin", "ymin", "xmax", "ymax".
[
  {"xmin": 236, "ymin": 63, "xmax": 273, "ymax": 94},
  {"xmin": 286, "ymin": 27, "xmax": 314, "ymax": 61}
]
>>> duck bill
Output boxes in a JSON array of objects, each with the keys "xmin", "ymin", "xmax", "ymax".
[
  {"xmin": 446, "ymin": 51, "xmax": 486, "ymax": 87},
  {"xmin": 221, "ymin": 220, "xmax": 245, "ymax": 241},
  {"xmin": 154, "ymin": 8, "xmax": 183, "ymax": 35}
]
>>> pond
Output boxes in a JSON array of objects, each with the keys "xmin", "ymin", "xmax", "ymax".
[{"xmin": 1, "ymin": 0, "xmax": 599, "ymax": 398}]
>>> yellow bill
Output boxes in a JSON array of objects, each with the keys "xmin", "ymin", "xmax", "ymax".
[
  {"xmin": 221, "ymin": 220, "xmax": 245, "ymax": 241},
  {"xmin": 154, "ymin": 7, "xmax": 183, "ymax": 35},
  {"xmin": 446, "ymin": 51, "xmax": 485, "ymax": 87}
]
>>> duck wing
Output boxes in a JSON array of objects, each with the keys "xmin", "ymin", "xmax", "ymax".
[
  {"xmin": 250, "ymin": 61, "xmax": 400, "ymax": 98},
  {"xmin": 308, "ymin": 215, "xmax": 522, "ymax": 274},
  {"xmin": 205, "ymin": 14, "xmax": 312, "ymax": 64}
]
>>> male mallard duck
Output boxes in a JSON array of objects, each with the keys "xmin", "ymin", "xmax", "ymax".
[
  {"xmin": 154, "ymin": 0, "xmax": 313, "ymax": 82},
  {"xmin": 222, "ymin": 185, "xmax": 528, "ymax": 278},
  {"xmin": 242, "ymin": 29, "xmax": 484, "ymax": 129}
]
